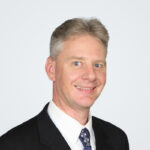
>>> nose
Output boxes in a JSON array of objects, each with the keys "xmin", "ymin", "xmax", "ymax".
[{"xmin": 82, "ymin": 65, "xmax": 96, "ymax": 81}]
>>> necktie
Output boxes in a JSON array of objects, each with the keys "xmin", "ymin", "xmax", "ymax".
[{"xmin": 79, "ymin": 128, "xmax": 92, "ymax": 150}]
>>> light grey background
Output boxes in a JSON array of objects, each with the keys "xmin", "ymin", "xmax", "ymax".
[{"xmin": 0, "ymin": 0, "xmax": 150, "ymax": 149}]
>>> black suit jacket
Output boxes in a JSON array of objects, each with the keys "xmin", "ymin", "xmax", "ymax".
[{"xmin": 0, "ymin": 103, "xmax": 129, "ymax": 150}]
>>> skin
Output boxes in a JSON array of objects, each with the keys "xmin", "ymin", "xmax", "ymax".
[{"xmin": 45, "ymin": 34, "xmax": 107, "ymax": 125}]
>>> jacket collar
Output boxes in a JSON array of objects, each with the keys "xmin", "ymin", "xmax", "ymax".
[
  {"xmin": 37, "ymin": 103, "xmax": 71, "ymax": 150},
  {"xmin": 92, "ymin": 116, "xmax": 108, "ymax": 150},
  {"xmin": 37, "ymin": 103, "xmax": 109, "ymax": 150}
]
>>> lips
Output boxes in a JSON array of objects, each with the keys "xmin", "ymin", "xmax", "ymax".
[{"xmin": 74, "ymin": 85, "xmax": 96, "ymax": 91}]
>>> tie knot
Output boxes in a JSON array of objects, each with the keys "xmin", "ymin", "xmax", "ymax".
[{"xmin": 79, "ymin": 128, "xmax": 92, "ymax": 150}]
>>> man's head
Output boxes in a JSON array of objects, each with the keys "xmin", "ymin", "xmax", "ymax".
[
  {"xmin": 49, "ymin": 18, "xmax": 109, "ymax": 60},
  {"xmin": 46, "ymin": 18, "xmax": 109, "ymax": 119}
]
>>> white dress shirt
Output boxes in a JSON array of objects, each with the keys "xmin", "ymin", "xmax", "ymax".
[{"xmin": 47, "ymin": 101, "xmax": 96, "ymax": 150}]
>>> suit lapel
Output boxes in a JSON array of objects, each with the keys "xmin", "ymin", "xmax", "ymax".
[
  {"xmin": 92, "ymin": 116, "xmax": 108, "ymax": 150},
  {"xmin": 36, "ymin": 104, "xmax": 112, "ymax": 150},
  {"xmin": 37, "ymin": 103, "xmax": 71, "ymax": 150}
]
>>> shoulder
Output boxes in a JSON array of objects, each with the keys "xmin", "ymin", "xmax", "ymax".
[
  {"xmin": 93, "ymin": 116, "xmax": 127, "ymax": 135},
  {"xmin": 92, "ymin": 116, "xmax": 129, "ymax": 149},
  {"xmin": 0, "ymin": 103, "xmax": 50, "ymax": 150},
  {"xmin": 0, "ymin": 115, "xmax": 38, "ymax": 149}
]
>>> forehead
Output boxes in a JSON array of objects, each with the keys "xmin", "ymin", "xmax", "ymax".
[
  {"xmin": 64, "ymin": 34, "xmax": 104, "ymax": 48},
  {"xmin": 58, "ymin": 34, "xmax": 106, "ymax": 59}
]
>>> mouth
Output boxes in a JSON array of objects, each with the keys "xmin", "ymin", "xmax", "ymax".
[{"xmin": 74, "ymin": 85, "xmax": 96, "ymax": 93}]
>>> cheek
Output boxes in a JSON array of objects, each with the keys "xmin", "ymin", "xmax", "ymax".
[
  {"xmin": 98, "ymin": 72, "xmax": 106, "ymax": 84},
  {"xmin": 64, "ymin": 71, "xmax": 80, "ymax": 84},
  {"xmin": 55, "ymin": 68, "xmax": 79, "ymax": 88}
]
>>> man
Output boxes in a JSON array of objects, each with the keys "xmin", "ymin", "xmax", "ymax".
[{"xmin": 0, "ymin": 18, "xmax": 129, "ymax": 150}]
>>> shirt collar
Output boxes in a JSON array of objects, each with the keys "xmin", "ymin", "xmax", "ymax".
[{"xmin": 47, "ymin": 101, "xmax": 93, "ymax": 145}]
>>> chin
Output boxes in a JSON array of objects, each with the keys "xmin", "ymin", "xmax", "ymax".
[{"xmin": 75, "ymin": 97, "xmax": 96, "ymax": 109}]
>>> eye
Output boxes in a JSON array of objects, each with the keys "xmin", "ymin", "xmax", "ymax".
[
  {"xmin": 73, "ymin": 61, "xmax": 81, "ymax": 66},
  {"xmin": 94, "ymin": 63, "xmax": 104, "ymax": 68}
]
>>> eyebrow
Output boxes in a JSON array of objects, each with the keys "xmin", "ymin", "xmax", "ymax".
[
  {"xmin": 67, "ymin": 56, "xmax": 106, "ymax": 64},
  {"xmin": 67, "ymin": 56, "xmax": 86, "ymax": 61}
]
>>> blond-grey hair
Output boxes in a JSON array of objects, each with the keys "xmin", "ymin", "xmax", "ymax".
[{"xmin": 50, "ymin": 18, "xmax": 109, "ymax": 59}]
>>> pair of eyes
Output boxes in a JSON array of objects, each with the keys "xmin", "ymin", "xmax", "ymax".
[{"xmin": 73, "ymin": 61, "xmax": 104, "ymax": 68}]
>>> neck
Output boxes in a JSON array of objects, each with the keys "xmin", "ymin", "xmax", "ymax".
[{"xmin": 53, "ymin": 100, "xmax": 90, "ymax": 125}]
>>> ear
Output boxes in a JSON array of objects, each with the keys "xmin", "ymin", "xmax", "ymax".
[{"xmin": 45, "ymin": 57, "xmax": 56, "ymax": 81}]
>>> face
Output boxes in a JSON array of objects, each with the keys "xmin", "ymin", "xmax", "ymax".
[{"xmin": 46, "ymin": 34, "xmax": 107, "ymax": 112}]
